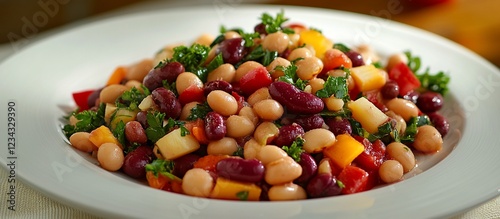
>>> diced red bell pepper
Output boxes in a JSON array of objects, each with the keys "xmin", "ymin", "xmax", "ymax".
[
  {"xmin": 239, "ymin": 66, "xmax": 272, "ymax": 95},
  {"xmin": 72, "ymin": 90, "xmax": 95, "ymax": 111},
  {"xmin": 178, "ymin": 84, "xmax": 205, "ymax": 105},
  {"xmin": 338, "ymin": 165, "xmax": 370, "ymax": 194},
  {"xmin": 231, "ymin": 91, "xmax": 245, "ymax": 112},
  {"xmin": 353, "ymin": 137, "xmax": 386, "ymax": 172},
  {"xmin": 388, "ymin": 62, "xmax": 421, "ymax": 96}
]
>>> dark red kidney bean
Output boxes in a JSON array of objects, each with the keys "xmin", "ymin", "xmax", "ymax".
[
  {"xmin": 122, "ymin": 145, "xmax": 153, "ymax": 178},
  {"xmin": 143, "ymin": 71, "xmax": 163, "ymax": 91},
  {"xmin": 216, "ymin": 158, "xmax": 264, "ymax": 183},
  {"xmin": 381, "ymin": 81, "xmax": 399, "ymax": 99},
  {"xmin": 326, "ymin": 117, "xmax": 352, "ymax": 136},
  {"xmin": 258, "ymin": 182, "xmax": 272, "ymax": 201},
  {"xmin": 204, "ymin": 112, "xmax": 226, "ymax": 141},
  {"xmin": 143, "ymin": 62, "xmax": 185, "ymax": 91},
  {"xmin": 125, "ymin": 121, "xmax": 148, "ymax": 144},
  {"xmin": 254, "ymin": 23, "xmax": 267, "ymax": 35},
  {"xmin": 403, "ymin": 90, "xmax": 420, "ymax": 104},
  {"xmin": 295, "ymin": 153, "xmax": 318, "ymax": 184},
  {"xmin": 151, "ymin": 88, "xmax": 182, "ymax": 119},
  {"xmin": 274, "ymin": 123, "xmax": 305, "ymax": 147},
  {"xmin": 306, "ymin": 173, "xmax": 342, "ymax": 198},
  {"xmin": 417, "ymin": 92, "xmax": 444, "ymax": 112},
  {"xmin": 173, "ymin": 154, "xmax": 200, "ymax": 178},
  {"xmin": 269, "ymin": 81, "xmax": 324, "ymax": 114},
  {"xmin": 219, "ymin": 38, "xmax": 247, "ymax": 65},
  {"xmin": 203, "ymin": 80, "xmax": 233, "ymax": 96},
  {"xmin": 427, "ymin": 112, "xmax": 450, "ymax": 137},
  {"xmin": 345, "ymin": 51, "xmax": 364, "ymax": 67},
  {"xmin": 136, "ymin": 111, "xmax": 148, "ymax": 129},
  {"xmin": 87, "ymin": 88, "xmax": 102, "ymax": 109},
  {"xmin": 294, "ymin": 114, "xmax": 324, "ymax": 131}
]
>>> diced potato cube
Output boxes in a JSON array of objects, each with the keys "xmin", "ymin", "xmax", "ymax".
[
  {"xmin": 210, "ymin": 177, "xmax": 261, "ymax": 201},
  {"xmin": 348, "ymin": 97, "xmax": 389, "ymax": 134},
  {"xmin": 138, "ymin": 95, "xmax": 154, "ymax": 111},
  {"xmin": 110, "ymin": 108, "xmax": 137, "ymax": 129},
  {"xmin": 350, "ymin": 65, "xmax": 386, "ymax": 92},
  {"xmin": 156, "ymin": 129, "xmax": 200, "ymax": 160},
  {"xmin": 104, "ymin": 103, "xmax": 117, "ymax": 125}
]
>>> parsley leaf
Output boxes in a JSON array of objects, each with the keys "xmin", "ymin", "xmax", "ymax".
[
  {"xmin": 164, "ymin": 118, "xmax": 190, "ymax": 137},
  {"xmin": 260, "ymin": 10, "xmax": 294, "ymax": 34},
  {"xmin": 276, "ymin": 60, "xmax": 307, "ymax": 90},
  {"xmin": 333, "ymin": 43, "xmax": 350, "ymax": 53},
  {"xmin": 171, "ymin": 44, "xmax": 210, "ymax": 82},
  {"xmin": 232, "ymin": 146, "xmax": 244, "ymax": 158},
  {"xmin": 282, "ymin": 137, "xmax": 305, "ymax": 162},
  {"xmin": 145, "ymin": 159, "xmax": 178, "ymax": 180},
  {"xmin": 240, "ymin": 45, "xmax": 278, "ymax": 67},
  {"xmin": 187, "ymin": 102, "xmax": 212, "ymax": 121},
  {"xmin": 405, "ymin": 51, "xmax": 450, "ymax": 95},
  {"xmin": 210, "ymin": 34, "xmax": 225, "ymax": 48},
  {"xmin": 315, "ymin": 76, "xmax": 349, "ymax": 100},
  {"xmin": 115, "ymin": 87, "xmax": 148, "ymax": 110},
  {"xmin": 400, "ymin": 116, "xmax": 430, "ymax": 143},
  {"xmin": 112, "ymin": 120, "xmax": 126, "ymax": 147},
  {"xmin": 206, "ymin": 53, "xmax": 224, "ymax": 73},
  {"xmin": 62, "ymin": 103, "xmax": 106, "ymax": 138},
  {"xmin": 404, "ymin": 51, "xmax": 421, "ymax": 73},
  {"xmin": 236, "ymin": 190, "xmax": 249, "ymax": 201},
  {"xmin": 162, "ymin": 80, "xmax": 178, "ymax": 96},
  {"xmin": 145, "ymin": 111, "xmax": 166, "ymax": 143}
]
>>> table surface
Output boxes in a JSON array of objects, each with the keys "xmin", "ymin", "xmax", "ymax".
[{"xmin": 0, "ymin": 1, "xmax": 499, "ymax": 218}]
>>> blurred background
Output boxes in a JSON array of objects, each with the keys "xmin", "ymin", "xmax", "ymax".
[{"xmin": 0, "ymin": 0, "xmax": 499, "ymax": 67}]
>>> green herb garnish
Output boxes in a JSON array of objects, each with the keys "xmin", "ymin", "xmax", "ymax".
[
  {"xmin": 187, "ymin": 102, "xmax": 212, "ymax": 121},
  {"xmin": 316, "ymin": 75, "xmax": 349, "ymax": 100},
  {"xmin": 62, "ymin": 103, "xmax": 106, "ymax": 138},
  {"xmin": 282, "ymin": 137, "xmax": 305, "ymax": 162}
]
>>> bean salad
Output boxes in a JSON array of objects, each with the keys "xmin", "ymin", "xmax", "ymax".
[{"xmin": 63, "ymin": 11, "xmax": 451, "ymax": 201}]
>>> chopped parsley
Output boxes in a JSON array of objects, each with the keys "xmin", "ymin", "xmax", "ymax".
[
  {"xmin": 206, "ymin": 53, "xmax": 224, "ymax": 73},
  {"xmin": 164, "ymin": 118, "xmax": 190, "ymax": 137},
  {"xmin": 145, "ymin": 111, "xmax": 167, "ymax": 143},
  {"xmin": 315, "ymin": 75, "xmax": 349, "ymax": 100},
  {"xmin": 162, "ymin": 80, "xmax": 178, "ymax": 96},
  {"xmin": 62, "ymin": 103, "xmax": 106, "ymax": 138},
  {"xmin": 145, "ymin": 159, "xmax": 178, "ymax": 180},
  {"xmin": 276, "ymin": 59, "xmax": 307, "ymax": 90},
  {"xmin": 187, "ymin": 102, "xmax": 212, "ymax": 121},
  {"xmin": 112, "ymin": 120, "xmax": 126, "ymax": 147},
  {"xmin": 405, "ymin": 51, "xmax": 451, "ymax": 95},
  {"xmin": 282, "ymin": 137, "xmax": 305, "ymax": 162},
  {"xmin": 260, "ymin": 10, "xmax": 294, "ymax": 34},
  {"xmin": 400, "ymin": 116, "xmax": 430, "ymax": 142},
  {"xmin": 236, "ymin": 190, "xmax": 249, "ymax": 201},
  {"xmin": 333, "ymin": 43, "xmax": 350, "ymax": 53},
  {"xmin": 115, "ymin": 87, "xmax": 149, "ymax": 110},
  {"xmin": 240, "ymin": 45, "xmax": 278, "ymax": 67},
  {"xmin": 171, "ymin": 44, "xmax": 211, "ymax": 82},
  {"xmin": 232, "ymin": 146, "xmax": 244, "ymax": 158}
]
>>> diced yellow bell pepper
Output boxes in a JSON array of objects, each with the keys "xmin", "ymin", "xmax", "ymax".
[
  {"xmin": 89, "ymin": 125, "xmax": 122, "ymax": 148},
  {"xmin": 350, "ymin": 64, "xmax": 387, "ymax": 92},
  {"xmin": 348, "ymin": 97, "xmax": 389, "ymax": 134},
  {"xmin": 323, "ymin": 134, "xmax": 365, "ymax": 169},
  {"xmin": 210, "ymin": 177, "xmax": 261, "ymax": 201},
  {"xmin": 299, "ymin": 29, "xmax": 333, "ymax": 59}
]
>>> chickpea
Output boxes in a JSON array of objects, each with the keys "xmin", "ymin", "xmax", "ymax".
[
  {"xmin": 287, "ymin": 47, "xmax": 313, "ymax": 61},
  {"xmin": 207, "ymin": 63, "xmax": 236, "ymax": 83},
  {"xmin": 386, "ymin": 98, "xmax": 419, "ymax": 121},
  {"xmin": 261, "ymin": 32, "xmax": 290, "ymax": 53},
  {"xmin": 295, "ymin": 57, "xmax": 324, "ymax": 80},
  {"xmin": 194, "ymin": 33, "xmax": 215, "ymax": 46},
  {"xmin": 413, "ymin": 125, "xmax": 443, "ymax": 153},
  {"xmin": 303, "ymin": 129, "xmax": 336, "ymax": 153},
  {"xmin": 207, "ymin": 137, "xmax": 238, "ymax": 155},
  {"xmin": 266, "ymin": 57, "xmax": 290, "ymax": 80},
  {"xmin": 324, "ymin": 96, "xmax": 344, "ymax": 111},
  {"xmin": 69, "ymin": 132, "xmax": 97, "ymax": 152},
  {"xmin": 97, "ymin": 143, "xmax": 124, "ymax": 171},
  {"xmin": 257, "ymin": 145, "xmax": 288, "ymax": 165},
  {"xmin": 304, "ymin": 44, "xmax": 316, "ymax": 57},
  {"xmin": 126, "ymin": 59, "xmax": 153, "ymax": 82},
  {"xmin": 182, "ymin": 168, "xmax": 214, "ymax": 197},
  {"xmin": 180, "ymin": 102, "xmax": 200, "ymax": 120},
  {"xmin": 100, "ymin": 84, "xmax": 128, "ymax": 104},
  {"xmin": 224, "ymin": 31, "xmax": 241, "ymax": 39},
  {"xmin": 268, "ymin": 183, "xmax": 307, "ymax": 201},
  {"xmin": 235, "ymin": 61, "xmax": 263, "ymax": 81},
  {"xmin": 247, "ymin": 87, "xmax": 271, "ymax": 106},
  {"xmin": 265, "ymin": 156, "xmax": 303, "ymax": 185},
  {"xmin": 238, "ymin": 106, "xmax": 259, "ymax": 125},
  {"xmin": 176, "ymin": 72, "xmax": 203, "ymax": 95},
  {"xmin": 308, "ymin": 78, "xmax": 325, "ymax": 94},
  {"xmin": 243, "ymin": 138, "xmax": 262, "ymax": 160},
  {"xmin": 386, "ymin": 53, "xmax": 408, "ymax": 71},
  {"xmin": 124, "ymin": 80, "xmax": 143, "ymax": 90},
  {"xmin": 207, "ymin": 90, "xmax": 238, "ymax": 116},
  {"xmin": 253, "ymin": 99, "xmax": 284, "ymax": 121},
  {"xmin": 379, "ymin": 160, "xmax": 404, "ymax": 183},
  {"xmin": 226, "ymin": 115, "xmax": 255, "ymax": 138},
  {"xmin": 317, "ymin": 158, "xmax": 333, "ymax": 175},
  {"xmin": 287, "ymin": 33, "xmax": 300, "ymax": 48},
  {"xmin": 386, "ymin": 142, "xmax": 416, "ymax": 173}
]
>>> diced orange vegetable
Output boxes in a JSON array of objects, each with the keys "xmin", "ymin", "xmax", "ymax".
[
  {"xmin": 210, "ymin": 177, "xmax": 261, "ymax": 201},
  {"xmin": 323, "ymin": 134, "xmax": 365, "ymax": 169},
  {"xmin": 193, "ymin": 154, "xmax": 230, "ymax": 172},
  {"xmin": 89, "ymin": 125, "xmax": 121, "ymax": 148},
  {"xmin": 348, "ymin": 97, "xmax": 389, "ymax": 134},
  {"xmin": 146, "ymin": 171, "xmax": 168, "ymax": 189},
  {"xmin": 350, "ymin": 64, "xmax": 387, "ymax": 92},
  {"xmin": 299, "ymin": 29, "xmax": 333, "ymax": 59},
  {"xmin": 192, "ymin": 127, "xmax": 209, "ymax": 144},
  {"xmin": 106, "ymin": 66, "xmax": 127, "ymax": 86}
]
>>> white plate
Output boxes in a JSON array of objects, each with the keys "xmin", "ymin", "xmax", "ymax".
[{"xmin": 1, "ymin": 5, "xmax": 500, "ymax": 219}]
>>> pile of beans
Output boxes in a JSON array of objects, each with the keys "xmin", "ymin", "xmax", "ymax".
[{"xmin": 65, "ymin": 13, "xmax": 450, "ymax": 201}]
